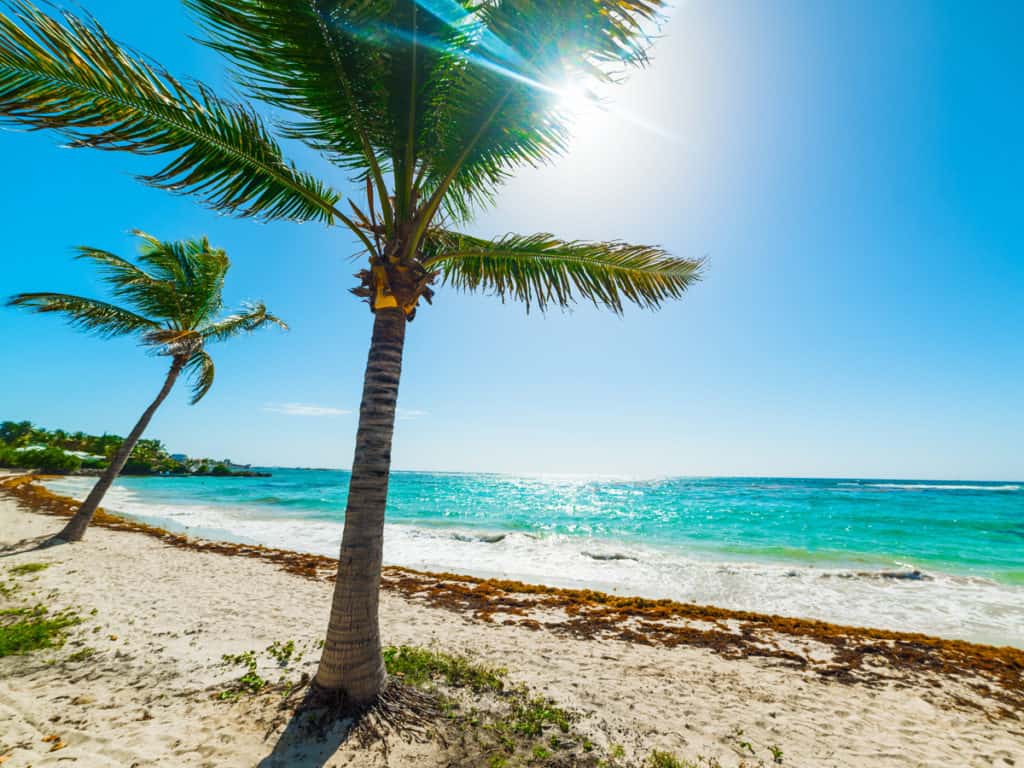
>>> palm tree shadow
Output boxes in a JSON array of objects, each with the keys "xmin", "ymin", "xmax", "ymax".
[
  {"xmin": 256, "ymin": 699, "xmax": 355, "ymax": 768},
  {"xmin": 0, "ymin": 534, "xmax": 66, "ymax": 558}
]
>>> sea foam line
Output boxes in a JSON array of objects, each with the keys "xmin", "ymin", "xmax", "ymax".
[{"xmin": 41, "ymin": 476, "xmax": 1024, "ymax": 649}]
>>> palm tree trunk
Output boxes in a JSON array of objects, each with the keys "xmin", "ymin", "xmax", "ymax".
[
  {"xmin": 314, "ymin": 307, "xmax": 407, "ymax": 708},
  {"xmin": 59, "ymin": 356, "xmax": 186, "ymax": 542}
]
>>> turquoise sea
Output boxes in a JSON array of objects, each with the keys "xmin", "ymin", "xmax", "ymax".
[{"xmin": 46, "ymin": 472, "xmax": 1024, "ymax": 647}]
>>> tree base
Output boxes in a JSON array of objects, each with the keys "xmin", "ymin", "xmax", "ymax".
[
  {"xmin": 278, "ymin": 678, "xmax": 440, "ymax": 748},
  {"xmin": 58, "ymin": 522, "xmax": 87, "ymax": 542}
]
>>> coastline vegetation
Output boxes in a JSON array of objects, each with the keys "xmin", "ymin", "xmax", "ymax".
[{"xmin": 0, "ymin": 419, "xmax": 267, "ymax": 477}]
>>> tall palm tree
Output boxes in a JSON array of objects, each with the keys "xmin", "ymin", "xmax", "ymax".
[
  {"xmin": 7, "ymin": 231, "xmax": 287, "ymax": 541},
  {"xmin": 0, "ymin": 0, "xmax": 702, "ymax": 708}
]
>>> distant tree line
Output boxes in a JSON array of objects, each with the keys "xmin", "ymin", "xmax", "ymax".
[{"xmin": 0, "ymin": 420, "xmax": 249, "ymax": 476}]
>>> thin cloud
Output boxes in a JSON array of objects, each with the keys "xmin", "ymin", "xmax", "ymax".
[{"xmin": 263, "ymin": 402, "xmax": 351, "ymax": 417}]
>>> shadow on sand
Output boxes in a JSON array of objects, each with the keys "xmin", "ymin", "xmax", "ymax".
[
  {"xmin": 0, "ymin": 534, "xmax": 67, "ymax": 558},
  {"xmin": 256, "ymin": 690, "xmax": 358, "ymax": 768}
]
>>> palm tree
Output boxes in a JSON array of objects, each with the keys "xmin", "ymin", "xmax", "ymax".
[
  {"xmin": 7, "ymin": 230, "xmax": 286, "ymax": 541},
  {"xmin": 0, "ymin": 0, "xmax": 702, "ymax": 708}
]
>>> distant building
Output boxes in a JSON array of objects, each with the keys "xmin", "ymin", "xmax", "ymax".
[
  {"xmin": 67, "ymin": 450, "xmax": 105, "ymax": 461},
  {"xmin": 14, "ymin": 445, "xmax": 103, "ymax": 461}
]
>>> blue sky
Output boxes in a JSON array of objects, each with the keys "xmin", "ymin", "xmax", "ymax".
[{"xmin": 1, "ymin": 0, "xmax": 1021, "ymax": 480}]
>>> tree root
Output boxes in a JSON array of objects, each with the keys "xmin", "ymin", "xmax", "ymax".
[
  {"xmin": 349, "ymin": 681, "xmax": 445, "ymax": 756},
  {"xmin": 268, "ymin": 677, "xmax": 444, "ymax": 760}
]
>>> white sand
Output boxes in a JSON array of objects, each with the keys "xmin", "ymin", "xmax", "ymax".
[{"xmin": 1, "ymin": 493, "xmax": 1021, "ymax": 767}]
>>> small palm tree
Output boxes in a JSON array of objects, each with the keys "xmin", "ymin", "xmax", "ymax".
[
  {"xmin": 0, "ymin": 0, "xmax": 701, "ymax": 708},
  {"xmin": 7, "ymin": 231, "xmax": 286, "ymax": 541}
]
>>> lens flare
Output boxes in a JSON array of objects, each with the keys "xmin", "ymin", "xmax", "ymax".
[{"xmin": 328, "ymin": 0, "xmax": 681, "ymax": 145}]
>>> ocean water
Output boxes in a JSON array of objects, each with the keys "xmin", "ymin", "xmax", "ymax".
[{"xmin": 44, "ymin": 471, "xmax": 1024, "ymax": 647}]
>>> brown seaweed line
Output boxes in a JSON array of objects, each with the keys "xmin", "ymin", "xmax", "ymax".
[{"xmin": 2, "ymin": 473, "xmax": 1021, "ymax": 721}]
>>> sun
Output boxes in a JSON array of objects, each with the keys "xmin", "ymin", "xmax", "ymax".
[
  {"xmin": 554, "ymin": 76, "xmax": 680, "ymax": 148},
  {"xmin": 554, "ymin": 79, "xmax": 607, "ymax": 143},
  {"xmin": 556, "ymin": 80, "xmax": 598, "ymax": 113}
]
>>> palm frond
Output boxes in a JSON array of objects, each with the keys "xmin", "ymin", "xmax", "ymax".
[
  {"xmin": 418, "ymin": 0, "xmax": 665, "ymax": 223},
  {"xmin": 0, "ymin": 0, "xmax": 342, "ymax": 223},
  {"xmin": 183, "ymin": 348, "xmax": 215, "ymax": 404},
  {"xmin": 75, "ymin": 245, "xmax": 156, "ymax": 285},
  {"xmin": 423, "ymin": 231, "xmax": 703, "ymax": 313},
  {"xmin": 186, "ymin": 0, "xmax": 463, "ymax": 224},
  {"xmin": 200, "ymin": 301, "xmax": 288, "ymax": 343},
  {"xmin": 141, "ymin": 328, "xmax": 204, "ymax": 357},
  {"xmin": 185, "ymin": 0, "xmax": 391, "ymax": 179},
  {"xmin": 187, "ymin": 0, "xmax": 663, "ymax": 230},
  {"xmin": 74, "ymin": 244, "xmax": 180, "ymax": 321},
  {"xmin": 6, "ymin": 291, "xmax": 159, "ymax": 335},
  {"xmin": 133, "ymin": 231, "xmax": 229, "ymax": 328}
]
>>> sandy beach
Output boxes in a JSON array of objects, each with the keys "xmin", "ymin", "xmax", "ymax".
[{"xmin": 1, "ymin": 474, "xmax": 1022, "ymax": 767}]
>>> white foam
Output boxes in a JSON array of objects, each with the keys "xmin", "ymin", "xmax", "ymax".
[
  {"xmin": 44, "ymin": 477, "xmax": 1024, "ymax": 648},
  {"xmin": 852, "ymin": 482, "xmax": 1020, "ymax": 492}
]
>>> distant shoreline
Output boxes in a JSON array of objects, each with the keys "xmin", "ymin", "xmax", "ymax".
[{"xmin": 67, "ymin": 467, "xmax": 272, "ymax": 478}]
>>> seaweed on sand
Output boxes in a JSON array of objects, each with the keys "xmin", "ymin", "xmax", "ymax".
[{"xmin": 3, "ymin": 474, "xmax": 1022, "ymax": 721}]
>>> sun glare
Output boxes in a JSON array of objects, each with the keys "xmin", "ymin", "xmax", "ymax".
[
  {"xmin": 554, "ymin": 79, "xmax": 608, "ymax": 144},
  {"xmin": 554, "ymin": 77, "xmax": 680, "ymax": 148},
  {"xmin": 557, "ymin": 80, "xmax": 601, "ymax": 115}
]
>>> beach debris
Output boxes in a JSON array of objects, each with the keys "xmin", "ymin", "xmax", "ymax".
[
  {"xmin": 873, "ymin": 569, "xmax": 931, "ymax": 581},
  {"xmin": 41, "ymin": 734, "xmax": 66, "ymax": 752},
  {"xmin": 828, "ymin": 569, "xmax": 933, "ymax": 581},
  {"xmin": 451, "ymin": 533, "xmax": 506, "ymax": 544},
  {"xmin": 582, "ymin": 551, "xmax": 638, "ymax": 562}
]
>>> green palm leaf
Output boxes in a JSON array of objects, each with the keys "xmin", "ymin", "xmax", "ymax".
[
  {"xmin": 0, "ymin": 0, "xmax": 342, "ymax": 223},
  {"xmin": 184, "ymin": 0, "xmax": 392, "ymax": 177},
  {"xmin": 424, "ymin": 231, "xmax": 703, "ymax": 313},
  {"xmin": 5, "ymin": 291, "xmax": 159, "ymax": 336},
  {"xmin": 201, "ymin": 301, "xmax": 289, "ymax": 343},
  {"xmin": 74, "ymin": 245, "xmax": 180, "ymax": 322},
  {"xmin": 133, "ymin": 232, "xmax": 229, "ymax": 328},
  {"xmin": 417, "ymin": 0, "xmax": 665, "ymax": 224},
  {"xmin": 185, "ymin": 0, "xmax": 665, "ymax": 231},
  {"xmin": 183, "ymin": 349, "xmax": 216, "ymax": 404},
  {"xmin": 186, "ymin": 0, "xmax": 467, "ymax": 224}
]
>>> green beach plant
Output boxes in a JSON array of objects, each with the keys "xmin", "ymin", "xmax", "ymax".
[
  {"xmin": 0, "ymin": 0, "xmax": 702, "ymax": 710},
  {"xmin": 0, "ymin": 605, "xmax": 79, "ymax": 657},
  {"xmin": 6, "ymin": 231, "xmax": 286, "ymax": 541},
  {"xmin": 0, "ymin": 445, "xmax": 81, "ymax": 474}
]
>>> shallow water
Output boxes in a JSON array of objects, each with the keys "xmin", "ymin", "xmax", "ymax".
[{"xmin": 45, "ymin": 471, "xmax": 1024, "ymax": 647}]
